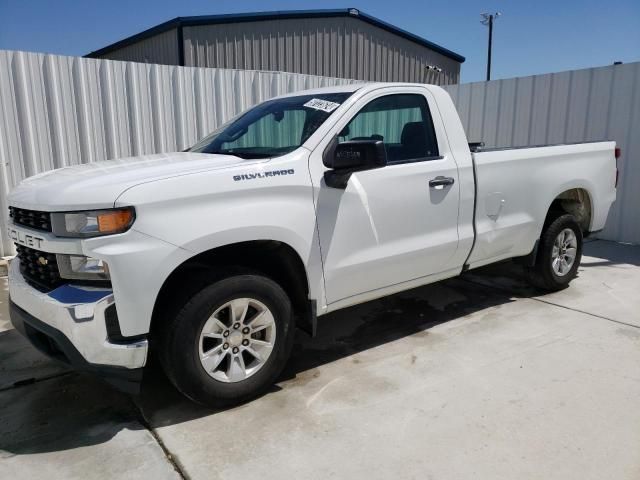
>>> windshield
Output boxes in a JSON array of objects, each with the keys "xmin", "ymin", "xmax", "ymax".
[{"xmin": 189, "ymin": 92, "xmax": 353, "ymax": 159}]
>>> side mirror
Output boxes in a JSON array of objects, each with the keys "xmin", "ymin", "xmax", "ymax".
[
  {"xmin": 323, "ymin": 139, "xmax": 387, "ymax": 189},
  {"xmin": 325, "ymin": 140, "xmax": 387, "ymax": 170}
]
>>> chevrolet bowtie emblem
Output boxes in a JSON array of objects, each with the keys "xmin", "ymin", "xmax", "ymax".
[{"xmin": 37, "ymin": 256, "xmax": 48, "ymax": 266}]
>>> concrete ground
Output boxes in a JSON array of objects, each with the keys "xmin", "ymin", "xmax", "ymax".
[{"xmin": 1, "ymin": 240, "xmax": 639, "ymax": 479}]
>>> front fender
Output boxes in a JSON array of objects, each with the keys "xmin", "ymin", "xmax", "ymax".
[
  {"xmin": 83, "ymin": 229, "xmax": 193, "ymax": 337},
  {"xmin": 115, "ymin": 152, "xmax": 325, "ymax": 320}
]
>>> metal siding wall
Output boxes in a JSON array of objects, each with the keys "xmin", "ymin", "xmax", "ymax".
[
  {"xmin": 98, "ymin": 29, "xmax": 180, "ymax": 65},
  {"xmin": 0, "ymin": 50, "xmax": 359, "ymax": 256},
  {"xmin": 1, "ymin": 50, "xmax": 638, "ymax": 252},
  {"xmin": 182, "ymin": 18, "xmax": 460, "ymax": 85},
  {"xmin": 444, "ymin": 62, "xmax": 640, "ymax": 244}
]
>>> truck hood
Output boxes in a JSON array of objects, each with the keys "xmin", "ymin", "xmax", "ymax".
[{"xmin": 8, "ymin": 152, "xmax": 264, "ymax": 211}]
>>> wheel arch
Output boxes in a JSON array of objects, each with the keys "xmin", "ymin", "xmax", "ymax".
[
  {"xmin": 520, "ymin": 186, "xmax": 592, "ymax": 268},
  {"xmin": 544, "ymin": 186, "xmax": 594, "ymax": 234},
  {"xmin": 150, "ymin": 239, "xmax": 316, "ymax": 340}
]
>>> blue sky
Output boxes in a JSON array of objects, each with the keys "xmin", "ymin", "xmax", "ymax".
[{"xmin": 0, "ymin": 0, "xmax": 638, "ymax": 83}]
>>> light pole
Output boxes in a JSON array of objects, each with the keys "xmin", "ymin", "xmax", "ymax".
[{"xmin": 481, "ymin": 12, "xmax": 501, "ymax": 81}]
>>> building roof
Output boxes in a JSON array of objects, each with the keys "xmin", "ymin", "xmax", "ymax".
[{"xmin": 85, "ymin": 8, "xmax": 465, "ymax": 63}]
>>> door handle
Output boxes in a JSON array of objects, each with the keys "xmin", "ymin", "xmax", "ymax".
[{"xmin": 429, "ymin": 176, "xmax": 455, "ymax": 189}]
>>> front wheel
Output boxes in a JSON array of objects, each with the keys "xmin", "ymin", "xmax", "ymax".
[
  {"xmin": 158, "ymin": 273, "xmax": 295, "ymax": 408},
  {"xmin": 527, "ymin": 213, "xmax": 583, "ymax": 291}
]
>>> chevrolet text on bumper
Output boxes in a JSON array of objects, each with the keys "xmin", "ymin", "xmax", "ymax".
[{"xmin": 8, "ymin": 83, "xmax": 617, "ymax": 406}]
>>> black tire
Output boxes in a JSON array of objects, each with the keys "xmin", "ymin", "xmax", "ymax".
[
  {"xmin": 527, "ymin": 213, "xmax": 583, "ymax": 291},
  {"xmin": 158, "ymin": 272, "xmax": 295, "ymax": 408}
]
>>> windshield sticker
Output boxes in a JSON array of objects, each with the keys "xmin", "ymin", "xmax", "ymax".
[{"xmin": 303, "ymin": 98, "xmax": 341, "ymax": 113}]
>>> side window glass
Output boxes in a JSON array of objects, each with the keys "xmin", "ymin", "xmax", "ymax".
[{"xmin": 338, "ymin": 94, "xmax": 439, "ymax": 163}]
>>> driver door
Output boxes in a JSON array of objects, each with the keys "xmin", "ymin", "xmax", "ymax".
[{"xmin": 309, "ymin": 88, "xmax": 461, "ymax": 306}]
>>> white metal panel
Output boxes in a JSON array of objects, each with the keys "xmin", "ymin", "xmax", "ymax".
[
  {"xmin": 1, "ymin": 49, "xmax": 638, "ymax": 256},
  {"xmin": 529, "ymin": 74, "xmax": 552, "ymax": 145},
  {"xmin": 0, "ymin": 50, "xmax": 358, "ymax": 256},
  {"xmin": 444, "ymin": 62, "xmax": 640, "ymax": 244},
  {"xmin": 481, "ymin": 80, "xmax": 501, "ymax": 147}
]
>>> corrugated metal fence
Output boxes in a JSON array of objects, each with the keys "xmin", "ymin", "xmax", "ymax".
[
  {"xmin": 443, "ymin": 62, "xmax": 640, "ymax": 244},
  {"xmin": 0, "ymin": 50, "xmax": 638, "ymax": 256},
  {"xmin": 0, "ymin": 50, "xmax": 357, "ymax": 255}
]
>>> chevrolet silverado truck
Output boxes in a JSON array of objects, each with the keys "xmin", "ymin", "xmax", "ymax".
[{"xmin": 7, "ymin": 83, "xmax": 618, "ymax": 406}]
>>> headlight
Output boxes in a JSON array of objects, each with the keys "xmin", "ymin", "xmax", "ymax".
[
  {"xmin": 51, "ymin": 207, "xmax": 135, "ymax": 238},
  {"xmin": 57, "ymin": 254, "xmax": 110, "ymax": 281}
]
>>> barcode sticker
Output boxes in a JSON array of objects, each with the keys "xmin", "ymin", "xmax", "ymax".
[{"xmin": 303, "ymin": 98, "xmax": 341, "ymax": 113}]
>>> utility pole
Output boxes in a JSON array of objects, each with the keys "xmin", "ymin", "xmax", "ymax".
[{"xmin": 481, "ymin": 12, "xmax": 501, "ymax": 81}]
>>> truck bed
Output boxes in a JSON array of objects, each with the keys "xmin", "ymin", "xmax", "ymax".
[{"xmin": 466, "ymin": 141, "xmax": 617, "ymax": 269}]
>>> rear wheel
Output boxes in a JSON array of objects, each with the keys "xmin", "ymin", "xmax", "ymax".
[
  {"xmin": 527, "ymin": 214, "xmax": 583, "ymax": 291},
  {"xmin": 159, "ymin": 273, "xmax": 295, "ymax": 407}
]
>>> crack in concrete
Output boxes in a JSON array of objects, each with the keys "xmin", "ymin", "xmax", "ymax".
[
  {"xmin": 528, "ymin": 296, "xmax": 640, "ymax": 330},
  {"xmin": 0, "ymin": 368, "xmax": 188, "ymax": 479},
  {"xmin": 131, "ymin": 399, "xmax": 189, "ymax": 480},
  {"xmin": 461, "ymin": 277, "xmax": 640, "ymax": 331}
]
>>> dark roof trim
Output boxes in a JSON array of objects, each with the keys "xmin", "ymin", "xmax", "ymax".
[{"xmin": 85, "ymin": 8, "xmax": 465, "ymax": 63}]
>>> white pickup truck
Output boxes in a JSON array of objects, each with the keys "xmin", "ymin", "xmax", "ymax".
[{"xmin": 8, "ymin": 83, "xmax": 617, "ymax": 406}]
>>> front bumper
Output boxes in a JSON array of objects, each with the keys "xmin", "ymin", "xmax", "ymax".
[{"xmin": 8, "ymin": 259, "xmax": 148, "ymax": 392}]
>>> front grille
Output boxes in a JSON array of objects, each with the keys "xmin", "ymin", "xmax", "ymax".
[
  {"xmin": 9, "ymin": 207, "xmax": 52, "ymax": 232},
  {"xmin": 15, "ymin": 244, "xmax": 63, "ymax": 292}
]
